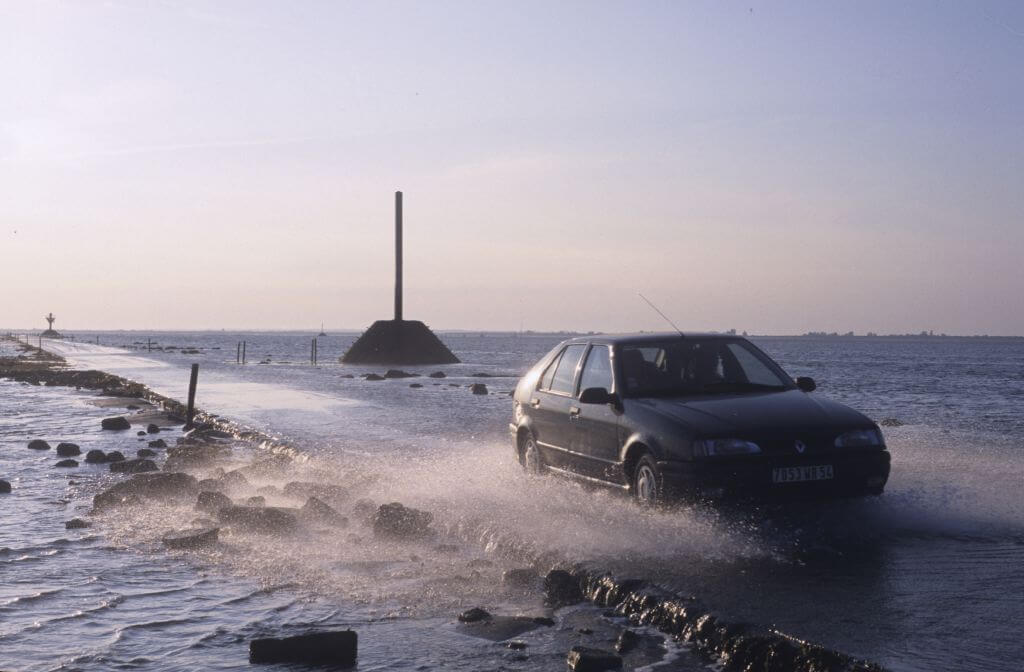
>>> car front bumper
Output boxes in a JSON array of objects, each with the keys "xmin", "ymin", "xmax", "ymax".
[{"xmin": 658, "ymin": 450, "xmax": 891, "ymax": 499}]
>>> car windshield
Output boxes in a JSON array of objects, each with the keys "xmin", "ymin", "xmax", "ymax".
[{"xmin": 619, "ymin": 338, "xmax": 792, "ymax": 397}]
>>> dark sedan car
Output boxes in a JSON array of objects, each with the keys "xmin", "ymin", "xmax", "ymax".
[{"xmin": 509, "ymin": 333, "xmax": 890, "ymax": 504}]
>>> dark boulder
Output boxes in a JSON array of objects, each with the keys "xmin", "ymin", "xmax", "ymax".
[
  {"xmin": 458, "ymin": 607, "xmax": 492, "ymax": 623},
  {"xmin": 351, "ymin": 498, "xmax": 376, "ymax": 523},
  {"xmin": 137, "ymin": 431, "xmax": 147, "ymax": 437},
  {"xmin": 106, "ymin": 451, "xmax": 126, "ymax": 463},
  {"xmin": 615, "ymin": 630, "xmax": 639, "ymax": 654},
  {"xmin": 147, "ymin": 423, "xmax": 160, "ymax": 434},
  {"xmin": 162, "ymin": 526, "xmax": 219, "ymax": 550},
  {"xmin": 428, "ymin": 371, "xmax": 446, "ymax": 378},
  {"xmin": 566, "ymin": 646, "xmax": 622, "ymax": 671},
  {"xmin": 880, "ymin": 418, "xmax": 904, "ymax": 427},
  {"xmin": 502, "ymin": 568, "xmax": 540, "ymax": 588},
  {"xmin": 65, "ymin": 518, "xmax": 91, "ymax": 529},
  {"xmin": 372, "ymin": 502, "xmax": 433, "ymax": 539},
  {"xmin": 218, "ymin": 470, "xmax": 250, "ymax": 492},
  {"xmin": 93, "ymin": 472, "xmax": 199, "ymax": 510},
  {"xmin": 196, "ymin": 479, "xmax": 224, "ymax": 493},
  {"xmin": 245, "ymin": 496, "xmax": 266, "ymax": 507},
  {"xmin": 148, "ymin": 439, "xmax": 167, "ymax": 449},
  {"xmin": 533, "ymin": 616, "xmax": 555, "ymax": 626},
  {"xmin": 84, "ymin": 449, "xmax": 108, "ymax": 464},
  {"xmin": 217, "ymin": 505, "xmax": 298, "ymax": 535},
  {"xmin": 301, "ymin": 497, "xmax": 349, "ymax": 527},
  {"xmin": 136, "ymin": 448, "xmax": 156, "ymax": 458},
  {"xmin": 0, "ymin": 480, "xmax": 11, "ymax": 494},
  {"xmin": 101, "ymin": 416, "xmax": 131, "ymax": 431},
  {"xmin": 470, "ymin": 383, "xmax": 488, "ymax": 395},
  {"xmin": 471, "ymin": 372, "xmax": 493, "ymax": 378},
  {"xmin": 545, "ymin": 569, "xmax": 583, "ymax": 607},
  {"xmin": 409, "ymin": 383, "xmax": 423, "ymax": 388},
  {"xmin": 55, "ymin": 459, "xmax": 79, "ymax": 468},
  {"xmin": 28, "ymin": 439, "xmax": 51, "ymax": 450},
  {"xmin": 110, "ymin": 459, "xmax": 158, "ymax": 474},
  {"xmin": 384, "ymin": 369, "xmax": 419, "ymax": 379},
  {"xmin": 363, "ymin": 373, "xmax": 384, "ymax": 381},
  {"xmin": 196, "ymin": 491, "xmax": 232, "ymax": 513},
  {"xmin": 56, "ymin": 443, "xmax": 81, "ymax": 457},
  {"xmin": 256, "ymin": 485, "xmax": 282, "ymax": 497},
  {"xmin": 249, "ymin": 630, "xmax": 357, "ymax": 665},
  {"xmin": 283, "ymin": 481, "xmax": 348, "ymax": 505}
]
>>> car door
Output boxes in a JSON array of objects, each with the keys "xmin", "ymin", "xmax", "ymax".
[
  {"xmin": 529, "ymin": 344, "xmax": 587, "ymax": 470},
  {"xmin": 570, "ymin": 344, "xmax": 622, "ymax": 481}
]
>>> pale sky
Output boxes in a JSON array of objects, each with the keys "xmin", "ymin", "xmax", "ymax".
[{"xmin": 2, "ymin": 1, "xmax": 1022, "ymax": 334}]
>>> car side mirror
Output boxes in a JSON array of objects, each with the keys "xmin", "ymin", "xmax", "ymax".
[
  {"xmin": 796, "ymin": 377, "xmax": 817, "ymax": 393},
  {"xmin": 579, "ymin": 387, "xmax": 614, "ymax": 404}
]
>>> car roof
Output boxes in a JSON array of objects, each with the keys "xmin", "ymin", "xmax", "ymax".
[{"xmin": 561, "ymin": 332, "xmax": 742, "ymax": 346}]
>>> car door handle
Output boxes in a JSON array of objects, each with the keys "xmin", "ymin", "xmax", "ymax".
[
  {"xmin": 569, "ymin": 406, "xmax": 581, "ymax": 418},
  {"xmin": 530, "ymin": 398, "xmax": 541, "ymax": 408}
]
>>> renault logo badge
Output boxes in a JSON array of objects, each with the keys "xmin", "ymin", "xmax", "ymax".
[{"xmin": 794, "ymin": 440, "xmax": 806, "ymax": 454}]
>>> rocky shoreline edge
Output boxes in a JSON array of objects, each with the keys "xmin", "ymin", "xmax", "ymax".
[{"xmin": 1, "ymin": 336, "xmax": 885, "ymax": 671}]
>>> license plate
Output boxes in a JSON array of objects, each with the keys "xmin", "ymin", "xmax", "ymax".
[{"xmin": 772, "ymin": 465, "xmax": 834, "ymax": 484}]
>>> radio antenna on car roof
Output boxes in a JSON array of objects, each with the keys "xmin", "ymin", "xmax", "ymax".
[{"xmin": 638, "ymin": 292, "xmax": 684, "ymax": 337}]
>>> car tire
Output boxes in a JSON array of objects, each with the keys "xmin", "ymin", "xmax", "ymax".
[
  {"xmin": 521, "ymin": 433, "xmax": 544, "ymax": 475},
  {"xmin": 632, "ymin": 454, "xmax": 662, "ymax": 507}
]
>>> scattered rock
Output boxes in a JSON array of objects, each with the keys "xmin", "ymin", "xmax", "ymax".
[
  {"xmin": 219, "ymin": 469, "xmax": 250, "ymax": 492},
  {"xmin": 162, "ymin": 526, "xmax": 219, "ymax": 550},
  {"xmin": 136, "ymin": 448, "xmax": 156, "ymax": 458},
  {"xmin": 65, "ymin": 518, "xmax": 90, "ymax": 529},
  {"xmin": 301, "ymin": 497, "xmax": 349, "ymax": 527},
  {"xmin": 428, "ymin": 371, "xmax": 446, "ymax": 378},
  {"xmin": 506, "ymin": 641, "xmax": 527, "ymax": 650},
  {"xmin": 196, "ymin": 490, "xmax": 233, "ymax": 513},
  {"xmin": 384, "ymin": 369, "xmax": 419, "ymax": 379},
  {"xmin": 148, "ymin": 439, "xmax": 167, "ymax": 448},
  {"xmin": 101, "ymin": 416, "xmax": 131, "ymax": 431},
  {"xmin": 105, "ymin": 451, "xmax": 126, "ymax": 463},
  {"xmin": 56, "ymin": 443, "xmax": 81, "ymax": 457},
  {"xmin": 340, "ymin": 374, "xmax": 355, "ymax": 379},
  {"xmin": 147, "ymin": 423, "xmax": 160, "ymax": 434},
  {"xmin": 578, "ymin": 627, "xmax": 593, "ymax": 635},
  {"xmin": 351, "ymin": 498, "xmax": 376, "ymax": 523},
  {"xmin": 256, "ymin": 485, "xmax": 282, "ymax": 497},
  {"xmin": 880, "ymin": 418, "xmax": 904, "ymax": 427},
  {"xmin": 137, "ymin": 431, "xmax": 147, "ymax": 437},
  {"xmin": 363, "ymin": 373, "xmax": 384, "ymax": 381},
  {"xmin": 470, "ymin": 383, "xmax": 488, "ymax": 395},
  {"xmin": 502, "ymin": 568, "xmax": 540, "ymax": 588},
  {"xmin": 217, "ymin": 505, "xmax": 298, "ymax": 535},
  {"xmin": 84, "ymin": 449, "xmax": 108, "ymax": 464},
  {"xmin": 0, "ymin": 480, "xmax": 11, "ymax": 494},
  {"xmin": 110, "ymin": 458, "xmax": 157, "ymax": 474},
  {"xmin": 545, "ymin": 569, "xmax": 584, "ymax": 607},
  {"xmin": 126, "ymin": 404, "xmax": 140, "ymax": 410},
  {"xmin": 409, "ymin": 383, "xmax": 423, "ymax": 388},
  {"xmin": 448, "ymin": 383, "xmax": 460, "ymax": 387},
  {"xmin": 27, "ymin": 439, "xmax": 51, "ymax": 450},
  {"xmin": 471, "ymin": 372, "xmax": 493, "ymax": 378},
  {"xmin": 533, "ymin": 616, "xmax": 555, "ymax": 626},
  {"xmin": 458, "ymin": 607, "xmax": 492, "ymax": 623},
  {"xmin": 372, "ymin": 502, "xmax": 433, "ymax": 539},
  {"xmin": 197, "ymin": 478, "xmax": 225, "ymax": 493},
  {"xmin": 283, "ymin": 481, "xmax": 347, "ymax": 505},
  {"xmin": 55, "ymin": 459, "xmax": 79, "ymax": 468},
  {"xmin": 566, "ymin": 646, "xmax": 622, "ymax": 671},
  {"xmin": 467, "ymin": 558, "xmax": 493, "ymax": 568},
  {"xmin": 615, "ymin": 629, "xmax": 639, "ymax": 654},
  {"xmin": 249, "ymin": 630, "xmax": 357, "ymax": 666},
  {"xmin": 93, "ymin": 472, "xmax": 199, "ymax": 510},
  {"xmin": 245, "ymin": 496, "xmax": 266, "ymax": 507}
]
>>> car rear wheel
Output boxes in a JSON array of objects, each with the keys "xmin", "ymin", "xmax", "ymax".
[
  {"xmin": 521, "ymin": 434, "xmax": 544, "ymax": 475},
  {"xmin": 633, "ymin": 454, "xmax": 662, "ymax": 507}
]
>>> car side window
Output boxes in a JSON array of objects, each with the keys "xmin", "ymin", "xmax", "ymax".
[
  {"xmin": 547, "ymin": 344, "xmax": 587, "ymax": 395},
  {"xmin": 726, "ymin": 343, "xmax": 782, "ymax": 386},
  {"xmin": 578, "ymin": 345, "xmax": 612, "ymax": 394},
  {"xmin": 539, "ymin": 351, "xmax": 562, "ymax": 391}
]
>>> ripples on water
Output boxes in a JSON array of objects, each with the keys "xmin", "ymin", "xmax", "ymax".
[{"xmin": 2, "ymin": 333, "xmax": 1023, "ymax": 671}]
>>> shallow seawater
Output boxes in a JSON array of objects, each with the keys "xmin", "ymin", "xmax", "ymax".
[{"xmin": 2, "ymin": 332, "xmax": 1023, "ymax": 671}]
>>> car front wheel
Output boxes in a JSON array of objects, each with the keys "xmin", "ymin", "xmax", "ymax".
[
  {"xmin": 633, "ymin": 455, "xmax": 662, "ymax": 507},
  {"xmin": 521, "ymin": 434, "xmax": 544, "ymax": 475}
]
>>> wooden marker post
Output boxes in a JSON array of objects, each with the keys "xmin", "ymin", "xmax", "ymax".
[
  {"xmin": 185, "ymin": 363, "xmax": 199, "ymax": 429},
  {"xmin": 242, "ymin": 341, "xmax": 247, "ymax": 364}
]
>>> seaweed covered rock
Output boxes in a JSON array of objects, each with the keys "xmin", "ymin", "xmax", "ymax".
[
  {"xmin": 458, "ymin": 607, "xmax": 492, "ymax": 623},
  {"xmin": 566, "ymin": 646, "xmax": 622, "ymax": 671},
  {"xmin": 105, "ymin": 451, "xmax": 126, "ymax": 463},
  {"xmin": 217, "ymin": 505, "xmax": 298, "ymax": 535},
  {"xmin": 249, "ymin": 630, "xmax": 357, "ymax": 666},
  {"xmin": 372, "ymin": 502, "xmax": 433, "ymax": 539},
  {"xmin": 136, "ymin": 448, "xmax": 156, "ymax": 458},
  {"xmin": 283, "ymin": 481, "xmax": 348, "ymax": 505},
  {"xmin": 162, "ymin": 526, "xmax": 219, "ymax": 550},
  {"xmin": 55, "ymin": 459, "xmax": 79, "ymax": 468},
  {"xmin": 27, "ymin": 439, "xmax": 51, "ymax": 450},
  {"xmin": 196, "ymin": 491, "xmax": 232, "ymax": 514},
  {"xmin": 545, "ymin": 569, "xmax": 584, "ymax": 607},
  {"xmin": 65, "ymin": 518, "xmax": 90, "ymax": 529},
  {"xmin": 0, "ymin": 480, "xmax": 11, "ymax": 494},
  {"xmin": 300, "ymin": 497, "xmax": 349, "ymax": 527},
  {"xmin": 470, "ymin": 383, "xmax": 488, "ymax": 395},
  {"xmin": 101, "ymin": 416, "xmax": 131, "ymax": 431},
  {"xmin": 56, "ymin": 442, "xmax": 81, "ymax": 457},
  {"xmin": 110, "ymin": 458, "xmax": 157, "ymax": 474},
  {"xmin": 93, "ymin": 472, "xmax": 199, "ymax": 510},
  {"xmin": 147, "ymin": 439, "xmax": 167, "ymax": 449},
  {"xmin": 84, "ymin": 449, "xmax": 108, "ymax": 464}
]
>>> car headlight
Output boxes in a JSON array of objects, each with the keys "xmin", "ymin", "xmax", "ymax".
[
  {"xmin": 834, "ymin": 429, "xmax": 884, "ymax": 448},
  {"xmin": 695, "ymin": 438, "xmax": 762, "ymax": 457}
]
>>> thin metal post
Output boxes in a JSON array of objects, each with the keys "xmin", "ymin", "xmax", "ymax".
[
  {"xmin": 185, "ymin": 363, "xmax": 199, "ymax": 430},
  {"xmin": 395, "ymin": 190, "xmax": 403, "ymax": 321}
]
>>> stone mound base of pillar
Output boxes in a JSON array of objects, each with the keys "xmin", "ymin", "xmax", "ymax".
[{"xmin": 340, "ymin": 320, "xmax": 459, "ymax": 365}]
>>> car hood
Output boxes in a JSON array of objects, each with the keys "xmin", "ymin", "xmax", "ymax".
[{"xmin": 631, "ymin": 390, "xmax": 874, "ymax": 435}]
